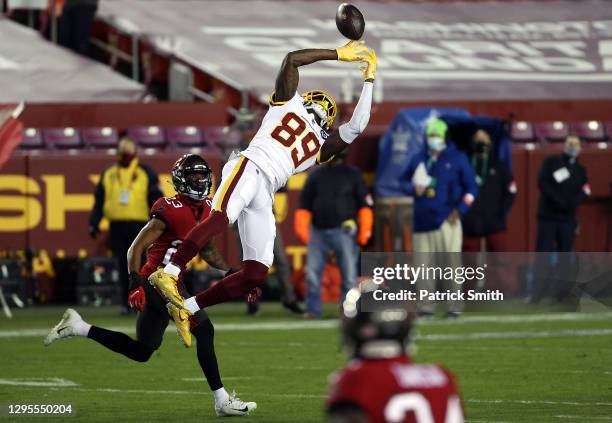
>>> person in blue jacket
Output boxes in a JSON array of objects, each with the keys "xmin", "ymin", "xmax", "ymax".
[{"xmin": 400, "ymin": 119, "xmax": 478, "ymax": 318}]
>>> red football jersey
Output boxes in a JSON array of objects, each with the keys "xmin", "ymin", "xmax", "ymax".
[
  {"xmin": 139, "ymin": 195, "xmax": 212, "ymax": 279},
  {"xmin": 327, "ymin": 356, "xmax": 464, "ymax": 423}
]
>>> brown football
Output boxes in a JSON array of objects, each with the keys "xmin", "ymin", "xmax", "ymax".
[{"xmin": 336, "ymin": 3, "xmax": 365, "ymax": 40}]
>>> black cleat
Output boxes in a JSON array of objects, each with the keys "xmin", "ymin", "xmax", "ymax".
[{"xmin": 247, "ymin": 300, "xmax": 260, "ymax": 316}]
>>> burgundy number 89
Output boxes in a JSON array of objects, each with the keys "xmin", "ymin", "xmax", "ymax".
[{"xmin": 270, "ymin": 112, "xmax": 321, "ymax": 167}]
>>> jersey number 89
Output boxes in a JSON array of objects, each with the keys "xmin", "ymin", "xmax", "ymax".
[{"xmin": 271, "ymin": 112, "xmax": 321, "ymax": 167}]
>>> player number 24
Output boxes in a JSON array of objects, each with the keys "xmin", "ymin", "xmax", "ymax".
[
  {"xmin": 271, "ymin": 112, "xmax": 321, "ymax": 167},
  {"xmin": 385, "ymin": 393, "xmax": 463, "ymax": 423}
]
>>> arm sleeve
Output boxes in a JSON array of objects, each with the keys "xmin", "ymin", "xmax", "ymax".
[
  {"xmin": 457, "ymin": 153, "xmax": 479, "ymax": 215},
  {"xmin": 538, "ymin": 158, "xmax": 568, "ymax": 209},
  {"xmin": 338, "ymin": 82, "xmax": 373, "ymax": 144},
  {"xmin": 149, "ymin": 198, "xmax": 168, "ymax": 225},
  {"xmin": 353, "ymin": 170, "xmax": 370, "ymax": 209},
  {"xmin": 567, "ymin": 166, "xmax": 589, "ymax": 208},
  {"xmin": 144, "ymin": 165, "xmax": 163, "ymax": 207},
  {"xmin": 89, "ymin": 170, "xmax": 106, "ymax": 229},
  {"xmin": 399, "ymin": 156, "xmax": 419, "ymax": 196}
]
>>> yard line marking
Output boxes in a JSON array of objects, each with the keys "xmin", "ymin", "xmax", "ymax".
[
  {"xmin": 468, "ymin": 399, "xmax": 612, "ymax": 407},
  {"xmin": 3, "ymin": 327, "xmax": 612, "ymax": 342},
  {"xmin": 466, "ymin": 420, "xmax": 509, "ymax": 423},
  {"xmin": 182, "ymin": 377, "xmax": 254, "ymax": 382},
  {"xmin": 555, "ymin": 416, "xmax": 612, "ymax": 420},
  {"xmin": 419, "ymin": 328, "xmax": 612, "ymax": 341},
  {"xmin": 10, "ymin": 384, "xmax": 612, "ymax": 408},
  {"xmin": 52, "ymin": 387, "xmax": 325, "ymax": 399},
  {"xmin": 2, "ymin": 311, "xmax": 611, "ymax": 339},
  {"xmin": 0, "ymin": 378, "xmax": 77, "ymax": 387},
  {"xmin": 419, "ymin": 345, "xmax": 612, "ymax": 352},
  {"xmin": 420, "ymin": 312, "xmax": 612, "ymax": 325}
]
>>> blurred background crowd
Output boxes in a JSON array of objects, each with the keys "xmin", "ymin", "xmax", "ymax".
[{"xmin": 0, "ymin": 0, "xmax": 611, "ymax": 318}]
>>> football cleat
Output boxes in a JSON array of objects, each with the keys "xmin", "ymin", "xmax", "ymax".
[
  {"xmin": 148, "ymin": 268, "xmax": 183, "ymax": 309},
  {"xmin": 44, "ymin": 308, "xmax": 83, "ymax": 346},
  {"xmin": 166, "ymin": 303, "xmax": 192, "ymax": 348},
  {"xmin": 215, "ymin": 391, "xmax": 257, "ymax": 417}
]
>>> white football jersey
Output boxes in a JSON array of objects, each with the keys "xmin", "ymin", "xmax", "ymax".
[{"xmin": 241, "ymin": 92, "xmax": 328, "ymax": 192}]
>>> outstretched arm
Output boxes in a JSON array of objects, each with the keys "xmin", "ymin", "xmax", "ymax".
[
  {"xmin": 274, "ymin": 41, "xmax": 370, "ymax": 103},
  {"xmin": 318, "ymin": 50, "xmax": 377, "ymax": 164}
]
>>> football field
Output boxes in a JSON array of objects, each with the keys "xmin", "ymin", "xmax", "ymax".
[{"xmin": 0, "ymin": 304, "xmax": 610, "ymax": 422}]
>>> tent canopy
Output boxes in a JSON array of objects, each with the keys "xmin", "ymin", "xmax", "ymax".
[
  {"xmin": 0, "ymin": 18, "xmax": 146, "ymax": 102},
  {"xmin": 375, "ymin": 108, "xmax": 511, "ymax": 197}
]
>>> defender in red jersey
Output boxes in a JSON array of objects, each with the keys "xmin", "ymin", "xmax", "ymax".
[
  {"xmin": 327, "ymin": 287, "xmax": 464, "ymax": 423},
  {"xmin": 45, "ymin": 154, "xmax": 256, "ymax": 417}
]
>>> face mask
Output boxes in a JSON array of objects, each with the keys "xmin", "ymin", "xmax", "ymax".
[
  {"xmin": 473, "ymin": 141, "xmax": 489, "ymax": 154},
  {"xmin": 565, "ymin": 146, "xmax": 580, "ymax": 158},
  {"xmin": 427, "ymin": 136, "xmax": 445, "ymax": 151},
  {"xmin": 118, "ymin": 153, "xmax": 135, "ymax": 167}
]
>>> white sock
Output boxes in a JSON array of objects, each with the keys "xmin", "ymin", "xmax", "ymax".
[
  {"xmin": 184, "ymin": 296, "xmax": 200, "ymax": 314},
  {"xmin": 74, "ymin": 320, "xmax": 92, "ymax": 337},
  {"xmin": 164, "ymin": 262, "xmax": 181, "ymax": 277},
  {"xmin": 213, "ymin": 387, "xmax": 229, "ymax": 405}
]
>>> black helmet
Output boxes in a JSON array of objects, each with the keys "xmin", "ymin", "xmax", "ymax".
[
  {"xmin": 171, "ymin": 154, "xmax": 212, "ymax": 201},
  {"xmin": 341, "ymin": 284, "xmax": 414, "ymax": 359}
]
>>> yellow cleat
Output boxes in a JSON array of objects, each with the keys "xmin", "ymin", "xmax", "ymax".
[
  {"xmin": 148, "ymin": 268, "xmax": 183, "ymax": 308},
  {"xmin": 167, "ymin": 303, "xmax": 193, "ymax": 348}
]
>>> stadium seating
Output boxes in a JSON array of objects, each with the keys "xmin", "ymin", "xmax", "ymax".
[
  {"xmin": 42, "ymin": 127, "xmax": 82, "ymax": 149},
  {"xmin": 127, "ymin": 126, "xmax": 166, "ymax": 148},
  {"xmin": 570, "ymin": 121, "xmax": 606, "ymax": 141},
  {"xmin": 81, "ymin": 127, "xmax": 119, "ymax": 148},
  {"xmin": 604, "ymin": 122, "xmax": 612, "ymax": 141},
  {"xmin": 19, "ymin": 120, "xmax": 609, "ymax": 151},
  {"xmin": 510, "ymin": 121, "xmax": 535, "ymax": 143},
  {"xmin": 534, "ymin": 121, "xmax": 569, "ymax": 142},
  {"xmin": 166, "ymin": 126, "xmax": 204, "ymax": 148},
  {"xmin": 20, "ymin": 128, "xmax": 44, "ymax": 149}
]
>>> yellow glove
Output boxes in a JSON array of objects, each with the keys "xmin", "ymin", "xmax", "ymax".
[
  {"xmin": 359, "ymin": 49, "xmax": 377, "ymax": 80},
  {"xmin": 336, "ymin": 40, "xmax": 369, "ymax": 62}
]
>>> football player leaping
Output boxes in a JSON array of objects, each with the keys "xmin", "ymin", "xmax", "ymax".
[
  {"xmin": 149, "ymin": 41, "xmax": 377, "ymax": 335},
  {"xmin": 44, "ymin": 154, "xmax": 256, "ymax": 417}
]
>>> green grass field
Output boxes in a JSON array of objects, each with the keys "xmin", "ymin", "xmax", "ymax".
[{"xmin": 0, "ymin": 303, "xmax": 611, "ymax": 422}]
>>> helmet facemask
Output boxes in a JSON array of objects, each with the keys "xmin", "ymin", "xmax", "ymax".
[
  {"xmin": 301, "ymin": 90, "xmax": 337, "ymax": 130},
  {"xmin": 304, "ymin": 102, "xmax": 330, "ymax": 129},
  {"xmin": 172, "ymin": 154, "xmax": 212, "ymax": 201},
  {"xmin": 182, "ymin": 167, "xmax": 211, "ymax": 201}
]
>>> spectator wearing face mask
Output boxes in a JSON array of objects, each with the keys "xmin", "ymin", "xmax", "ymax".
[
  {"xmin": 400, "ymin": 119, "xmax": 478, "ymax": 317},
  {"xmin": 89, "ymin": 137, "xmax": 163, "ymax": 314},
  {"xmin": 462, "ymin": 129, "xmax": 516, "ymax": 252},
  {"xmin": 530, "ymin": 135, "xmax": 590, "ymax": 304},
  {"xmin": 536, "ymin": 135, "xmax": 590, "ymax": 253}
]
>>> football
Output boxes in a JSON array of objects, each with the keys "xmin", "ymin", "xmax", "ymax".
[{"xmin": 336, "ymin": 3, "xmax": 365, "ymax": 40}]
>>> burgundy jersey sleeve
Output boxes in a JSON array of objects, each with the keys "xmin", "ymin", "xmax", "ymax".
[
  {"xmin": 202, "ymin": 197, "xmax": 213, "ymax": 221},
  {"xmin": 150, "ymin": 197, "xmax": 172, "ymax": 224}
]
